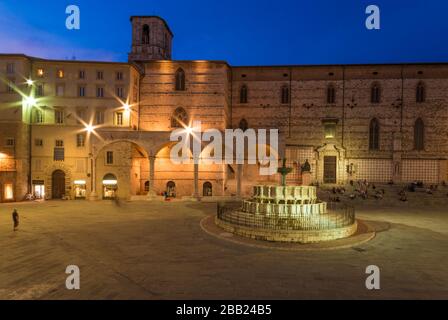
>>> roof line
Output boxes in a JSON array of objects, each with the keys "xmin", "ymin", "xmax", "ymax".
[
  {"xmin": 2, "ymin": 53, "xmax": 448, "ymax": 68},
  {"xmin": 130, "ymin": 16, "xmax": 174, "ymax": 37}
]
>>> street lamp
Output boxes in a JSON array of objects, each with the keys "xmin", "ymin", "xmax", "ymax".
[
  {"xmin": 25, "ymin": 96, "xmax": 37, "ymax": 106},
  {"xmin": 85, "ymin": 124, "xmax": 95, "ymax": 133},
  {"xmin": 123, "ymin": 103, "xmax": 131, "ymax": 112}
]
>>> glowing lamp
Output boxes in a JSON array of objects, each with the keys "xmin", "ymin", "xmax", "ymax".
[
  {"xmin": 85, "ymin": 124, "xmax": 95, "ymax": 133},
  {"xmin": 25, "ymin": 96, "xmax": 37, "ymax": 106}
]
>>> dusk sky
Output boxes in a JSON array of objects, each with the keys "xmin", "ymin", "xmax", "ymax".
[{"xmin": 0, "ymin": 0, "xmax": 447, "ymax": 65}]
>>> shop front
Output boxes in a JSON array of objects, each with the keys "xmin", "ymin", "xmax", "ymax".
[
  {"xmin": 1, "ymin": 182, "xmax": 15, "ymax": 202},
  {"xmin": 103, "ymin": 173, "xmax": 118, "ymax": 199},
  {"xmin": 74, "ymin": 180, "xmax": 87, "ymax": 199},
  {"xmin": 32, "ymin": 180, "xmax": 45, "ymax": 199}
]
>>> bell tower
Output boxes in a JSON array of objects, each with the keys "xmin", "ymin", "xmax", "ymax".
[{"xmin": 128, "ymin": 16, "xmax": 173, "ymax": 62}]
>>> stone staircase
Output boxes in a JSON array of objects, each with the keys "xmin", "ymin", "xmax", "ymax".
[{"xmin": 318, "ymin": 183, "xmax": 448, "ymax": 207}]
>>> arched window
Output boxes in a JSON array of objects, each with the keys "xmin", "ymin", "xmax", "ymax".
[
  {"xmin": 327, "ymin": 85, "xmax": 336, "ymax": 104},
  {"xmin": 369, "ymin": 118, "xmax": 380, "ymax": 150},
  {"xmin": 414, "ymin": 118, "xmax": 425, "ymax": 150},
  {"xmin": 239, "ymin": 118, "xmax": 248, "ymax": 131},
  {"xmin": 142, "ymin": 24, "xmax": 150, "ymax": 44},
  {"xmin": 175, "ymin": 68, "xmax": 185, "ymax": 91},
  {"xmin": 371, "ymin": 83, "xmax": 381, "ymax": 104},
  {"xmin": 416, "ymin": 82, "xmax": 426, "ymax": 103},
  {"xmin": 240, "ymin": 85, "xmax": 248, "ymax": 104},
  {"xmin": 281, "ymin": 85, "xmax": 290, "ymax": 104},
  {"xmin": 203, "ymin": 182, "xmax": 213, "ymax": 197},
  {"xmin": 171, "ymin": 107, "xmax": 188, "ymax": 128}
]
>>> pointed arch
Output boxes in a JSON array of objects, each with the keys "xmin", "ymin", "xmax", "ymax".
[
  {"xmin": 369, "ymin": 118, "xmax": 380, "ymax": 150},
  {"xmin": 371, "ymin": 83, "xmax": 381, "ymax": 103},
  {"xmin": 239, "ymin": 118, "xmax": 249, "ymax": 131},
  {"xmin": 416, "ymin": 82, "xmax": 426, "ymax": 103},
  {"xmin": 414, "ymin": 118, "xmax": 425, "ymax": 150},
  {"xmin": 175, "ymin": 68, "xmax": 186, "ymax": 91},
  {"xmin": 171, "ymin": 107, "xmax": 189, "ymax": 128},
  {"xmin": 240, "ymin": 85, "xmax": 248, "ymax": 104}
]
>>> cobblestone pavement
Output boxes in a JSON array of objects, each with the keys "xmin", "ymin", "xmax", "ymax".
[{"xmin": 0, "ymin": 200, "xmax": 447, "ymax": 299}]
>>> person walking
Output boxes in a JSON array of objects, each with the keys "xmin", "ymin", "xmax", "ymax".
[{"xmin": 12, "ymin": 209, "xmax": 19, "ymax": 231}]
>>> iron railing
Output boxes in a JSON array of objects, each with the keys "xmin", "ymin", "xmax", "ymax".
[{"xmin": 217, "ymin": 201, "xmax": 355, "ymax": 231}]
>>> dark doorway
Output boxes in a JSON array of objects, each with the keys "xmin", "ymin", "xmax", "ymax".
[
  {"xmin": 52, "ymin": 170, "xmax": 66, "ymax": 199},
  {"xmin": 203, "ymin": 182, "xmax": 212, "ymax": 197},
  {"xmin": 166, "ymin": 181, "xmax": 176, "ymax": 198},
  {"xmin": 323, "ymin": 156, "xmax": 337, "ymax": 184}
]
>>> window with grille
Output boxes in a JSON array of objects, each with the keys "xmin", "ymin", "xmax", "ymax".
[
  {"xmin": 106, "ymin": 151, "xmax": 114, "ymax": 165},
  {"xmin": 5, "ymin": 138, "xmax": 15, "ymax": 147},
  {"xmin": 36, "ymin": 84, "xmax": 44, "ymax": 97},
  {"xmin": 96, "ymin": 87, "xmax": 104, "ymax": 98},
  {"xmin": 55, "ymin": 110, "xmax": 64, "ymax": 124},
  {"xmin": 76, "ymin": 134, "xmax": 86, "ymax": 147},
  {"xmin": 78, "ymin": 85, "xmax": 86, "ymax": 97},
  {"xmin": 416, "ymin": 83, "xmax": 426, "ymax": 103},
  {"xmin": 281, "ymin": 85, "xmax": 290, "ymax": 104},
  {"xmin": 116, "ymin": 87, "xmax": 124, "ymax": 98},
  {"xmin": 54, "ymin": 148, "xmax": 64, "ymax": 161},
  {"xmin": 115, "ymin": 112, "xmax": 123, "ymax": 126},
  {"xmin": 327, "ymin": 85, "xmax": 336, "ymax": 104}
]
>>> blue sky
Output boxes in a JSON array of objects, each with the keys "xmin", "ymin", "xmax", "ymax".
[{"xmin": 0, "ymin": 0, "xmax": 447, "ymax": 65}]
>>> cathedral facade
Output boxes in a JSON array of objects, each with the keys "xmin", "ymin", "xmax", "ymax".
[{"xmin": 0, "ymin": 16, "xmax": 447, "ymax": 202}]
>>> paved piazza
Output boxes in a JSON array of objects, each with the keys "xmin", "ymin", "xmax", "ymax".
[{"xmin": 0, "ymin": 198, "xmax": 447, "ymax": 300}]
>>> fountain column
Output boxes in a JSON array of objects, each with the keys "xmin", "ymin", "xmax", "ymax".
[
  {"xmin": 89, "ymin": 156, "xmax": 98, "ymax": 200},
  {"xmin": 193, "ymin": 162, "xmax": 199, "ymax": 198},
  {"xmin": 236, "ymin": 164, "xmax": 242, "ymax": 197}
]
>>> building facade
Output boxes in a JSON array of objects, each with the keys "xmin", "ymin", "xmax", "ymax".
[{"xmin": 0, "ymin": 16, "xmax": 447, "ymax": 202}]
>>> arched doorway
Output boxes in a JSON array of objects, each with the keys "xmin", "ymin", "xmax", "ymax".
[
  {"xmin": 52, "ymin": 170, "xmax": 66, "ymax": 199},
  {"xmin": 203, "ymin": 182, "xmax": 212, "ymax": 197},
  {"xmin": 103, "ymin": 173, "xmax": 118, "ymax": 199},
  {"xmin": 166, "ymin": 181, "xmax": 176, "ymax": 198}
]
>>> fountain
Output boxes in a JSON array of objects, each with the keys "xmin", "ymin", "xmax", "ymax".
[{"xmin": 216, "ymin": 160, "xmax": 357, "ymax": 243}]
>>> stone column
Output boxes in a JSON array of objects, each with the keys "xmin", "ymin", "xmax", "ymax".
[
  {"xmin": 147, "ymin": 156, "xmax": 157, "ymax": 199},
  {"xmin": 193, "ymin": 163, "xmax": 200, "ymax": 198},
  {"xmin": 89, "ymin": 157, "xmax": 98, "ymax": 200},
  {"xmin": 236, "ymin": 164, "xmax": 243, "ymax": 197}
]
